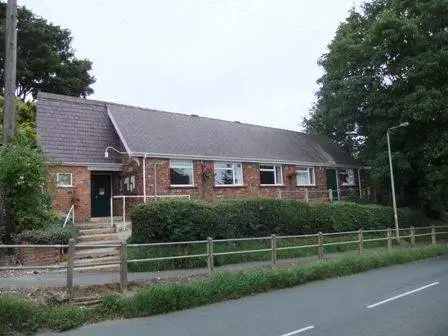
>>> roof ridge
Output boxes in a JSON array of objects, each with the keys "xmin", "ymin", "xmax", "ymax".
[{"xmin": 107, "ymin": 102, "xmax": 309, "ymax": 136}]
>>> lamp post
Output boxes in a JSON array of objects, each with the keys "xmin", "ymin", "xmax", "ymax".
[{"xmin": 387, "ymin": 122, "xmax": 409, "ymax": 240}]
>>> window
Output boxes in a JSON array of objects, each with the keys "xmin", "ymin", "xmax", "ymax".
[
  {"xmin": 260, "ymin": 165, "xmax": 283, "ymax": 185},
  {"xmin": 339, "ymin": 169, "xmax": 355, "ymax": 186},
  {"xmin": 123, "ymin": 177, "xmax": 129, "ymax": 192},
  {"xmin": 296, "ymin": 167, "xmax": 315, "ymax": 186},
  {"xmin": 214, "ymin": 162, "xmax": 243, "ymax": 186},
  {"xmin": 170, "ymin": 160, "xmax": 194, "ymax": 186},
  {"xmin": 57, "ymin": 173, "xmax": 72, "ymax": 187}
]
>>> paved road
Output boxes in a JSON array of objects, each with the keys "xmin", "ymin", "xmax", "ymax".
[{"xmin": 43, "ymin": 255, "xmax": 448, "ymax": 336}]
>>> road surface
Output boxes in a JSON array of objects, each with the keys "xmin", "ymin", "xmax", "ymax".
[{"xmin": 43, "ymin": 255, "xmax": 448, "ymax": 336}]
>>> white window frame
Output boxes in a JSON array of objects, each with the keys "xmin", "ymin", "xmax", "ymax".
[
  {"xmin": 339, "ymin": 169, "xmax": 356, "ymax": 187},
  {"xmin": 260, "ymin": 164, "xmax": 283, "ymax": 186},
  {"xmin": 296, "ymin": 167, "xmax": 315, "ymax": 186},
  {"xmin": 124, "ymin": 177, "xmax": 129, "ymax": 192},
  {"xmin": 214, "ymin": 162, "xmax": 244, "ymax": 186},
  {"xmin": 170, "ymin": 159, "xmax": 194, "ymax": 187},
  {"xmin": 56, "ymin": 173, "xmax": 73, "ymax": 187}
]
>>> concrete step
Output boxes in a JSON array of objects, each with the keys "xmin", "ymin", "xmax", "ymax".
[
  {"xmin": 90, "ymin": 216, "xmax": 121, "ymax": 223},
  {"xmin": 76, "ymin": 223, "xmax": 111, "ymax": 230},
  {"xmin": 74, "ymin": 256, "xmax": 121, "ymax": 267},
  {"xmin": 77, "ymin": 233, "xmax": 119, "ymax": 243},
  {"xmin": 77, "ymin": 240, "xmax": 121, "ymax": 246},
  {"xmin": 74, "ymin": 263, "xmax": 120, "ymax": 273},
  {"xmin": 79, "ymin": 228, "xmax": 116, "ymax": 235},
  {"xmin": 74, "ymin": 247, "xmax": 119, "ymax": 259}
]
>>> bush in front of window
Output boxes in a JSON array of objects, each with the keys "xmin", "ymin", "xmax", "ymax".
[{"xmin": 130, "ymin": 198, "xmax": 435, "ymax": 243}]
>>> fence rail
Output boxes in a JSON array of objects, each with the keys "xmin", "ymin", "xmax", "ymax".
[
  {"xmin": 279, "ymin": 187, "xmax": 373, "ymax": 202},
  {"xmin": 0, "ymin": 224, "xmax": 447, "ymax": 297}
]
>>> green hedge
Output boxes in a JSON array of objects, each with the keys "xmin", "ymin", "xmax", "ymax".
[
  {"xmin": 13, "ymin": 224, "xmax": 78, "ymax": 245},
  {"xmin": 131, "ymin": 198, "xmax": 432, "ymax": 243}
]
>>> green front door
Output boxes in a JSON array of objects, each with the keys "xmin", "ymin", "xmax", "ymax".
[
  {"xmin": 326, "ymin": 169, "xmax": 338, "ymax": 199},
  {"xmin": 91, "ymin": 174, "xmax": 111, "ymax": 217}
]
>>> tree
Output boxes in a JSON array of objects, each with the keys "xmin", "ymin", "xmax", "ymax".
[
  {"xmin": 0, "ymin": 2, "xmax": 95, "ymax": 100},
  {"xmin": 305, "ymin": 0, "xmax": 448, "ymax": 219}
]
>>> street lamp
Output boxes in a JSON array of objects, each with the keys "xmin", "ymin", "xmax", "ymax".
[{"xmin": 387, "ymin": 122, "xmax": 409, "ymax": 240}]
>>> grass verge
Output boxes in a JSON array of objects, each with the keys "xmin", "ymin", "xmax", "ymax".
[{"xmin": 1, "ymin": 245, "xmax": 447, "ymax": 335}]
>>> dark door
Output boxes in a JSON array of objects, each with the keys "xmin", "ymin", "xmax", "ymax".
[
  {"xmin": 91, "ymin": 174, "xmax": 111, "ymax": 217},
  {"xmin": 326, "ymin": 169, "xmax": 338, "ymax": 199}
]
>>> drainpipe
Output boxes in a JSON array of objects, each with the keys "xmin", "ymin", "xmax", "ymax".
[
  {"xmin": 143, "ymin": 154, "xmax": 147, "ymax": 203},
  {"xmin": 153, "ymin": 158, "xmax": 157, "ymax": 198}
]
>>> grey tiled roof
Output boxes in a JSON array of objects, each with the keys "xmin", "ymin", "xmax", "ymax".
[
  {"xmin": 107, "ymin": 104, "xmax": 360, "ymax": 167},
  {"xmin": 36, "ymin": 92, "xmax": 360, "ymax": 167},
  {"xmin": 37, "ymin": 92, "xmax": 122, "ymax": 164}
]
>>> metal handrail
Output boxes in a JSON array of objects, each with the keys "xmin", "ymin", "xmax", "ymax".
[
  {"xmin": 62, "ymin": 204, "xmax": 75, "ymax": 228},
  {"xmin": 110, "ymin": 194, "xmax": 191, "ymax": 231}
]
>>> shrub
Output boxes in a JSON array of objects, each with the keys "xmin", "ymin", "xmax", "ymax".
[
  {"xmin": 0, "ymin": 136, "xmax": 51, "ymax": 234},
  {"xmin": 131, "ymin": 200, "xmax": 216, "ymax": 242},
  {"xmin": 14, "ymin": 223, "xmax": 78, "ymax": 244},
  {"xmin": 131, "ymin": 198, "xmax": 434, "ymax": 243}
]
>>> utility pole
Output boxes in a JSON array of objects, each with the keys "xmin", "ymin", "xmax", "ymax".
[
  {"xmin": 2, "ymin": 0, "xmax": 17, "ymax": 244},
  {"xmin": 4, "ymin": 0, "xmax": 17, "ymax": 141}
]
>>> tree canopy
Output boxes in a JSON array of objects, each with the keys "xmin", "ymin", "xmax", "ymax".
[
  {"xmin": 0, "ymin": 1, "xmax": 95, "ymax": 100},
  {"xmin": 305, "ymin": 0, "xmax": 448, "ymax": 218}
]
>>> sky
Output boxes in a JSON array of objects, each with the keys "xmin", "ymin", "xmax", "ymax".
[{"xmin": 23, "ymin": 0, "xmax": 361, "ymax": 131}]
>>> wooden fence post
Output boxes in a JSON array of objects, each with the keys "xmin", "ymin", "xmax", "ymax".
[
  {"xmin": 271, "ymin": 234, "xmax": 277, "ymax": 270},
  {"xmin": 358, "ymin": 229, "xmax": 364, "ymax": 253},
  {"xmin": 120, "ymin": 241, "xmax": 128, "ymax": 293},
  {"xmin": 410, "ymin": 226, "xmax": 415, "ymax": 247},
  {"xmin": 431, "ymin": 225, "xmax": 436, "ymax": 245},
  {"xmin": 318, "ymin": 232, "xmax": 324, "ymax": 259},
  {"xmin": 207, "ymin": 237, "xmax": 214, "ymax": 276},
  {"xmin": 304, "ymin": 189, "xmax": 309, "ymax": 202},
  {"xmin": 387, "ymin": 228, "xmax": 392, "ymax": 252},
  {"xmin": 66, "ymin": 238, "xmax": 75, "ymax": 297}
]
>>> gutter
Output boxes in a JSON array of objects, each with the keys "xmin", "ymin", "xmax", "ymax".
[{"xmin": 130, "ymin": 152, "xmax": 367, "ymax": 169}]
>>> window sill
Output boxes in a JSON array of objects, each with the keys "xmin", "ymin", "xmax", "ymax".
[
  {"xmin": 57, "ymin": 185, "xmax": 73, "ymax": 188},
  {"xmin": 214, "ymin": 185, "xmax": 246, "ymax": 188},
  {"xmin": 169, "ymin": 185, "xmax": 197, "ymax": 189},
  {"xmin": 297, "ymin": 184, "xmax": 317, "ymax": 187},
  {"xmin": 260, "ymin": 184, "xmax": 285, "ymax": 187}
]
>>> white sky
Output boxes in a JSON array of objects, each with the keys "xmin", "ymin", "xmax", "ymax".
[{"xmin": 23, "ymin": 0, "xmax": 361, "ymax": 131}]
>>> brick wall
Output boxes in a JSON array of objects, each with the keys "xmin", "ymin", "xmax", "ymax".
[
  {"xmin": 48, "ymin": 165, "xmax": 91, "ymax": 222},
  {"xmin": 122, "ymin": 157, "xmax": 332, "ymax": 202},
  {"xmin": 19, "ymin": 245, "xmax": 61, "ymax": 266}
]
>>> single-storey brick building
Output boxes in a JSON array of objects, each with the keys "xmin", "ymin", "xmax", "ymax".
[{"xmin": 37, "ymin": 92, "xmax": 367, "ymax": 222}]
